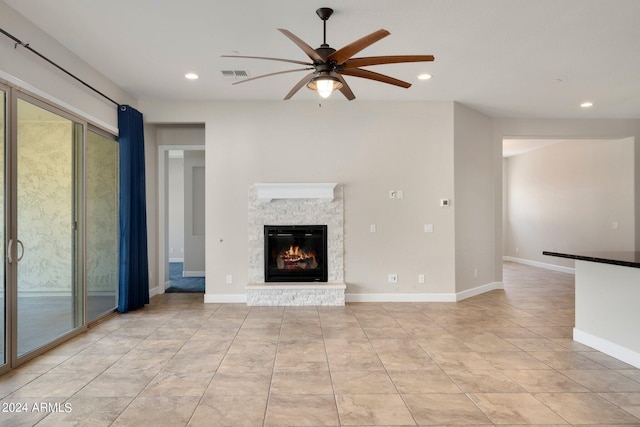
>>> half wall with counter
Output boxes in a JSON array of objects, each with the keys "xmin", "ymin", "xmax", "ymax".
[{"xmin": 543, "ymin": 251, "xmax": 640, "ymax": 368}]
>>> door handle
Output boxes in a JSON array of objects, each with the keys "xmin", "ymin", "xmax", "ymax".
[
  {"xmin": 16, "ymin": 239, "xmax": 24, "ymax": 262},
  {"xmin": 7, "ymin": 239, "xmax": 25, "ymax": 263}
]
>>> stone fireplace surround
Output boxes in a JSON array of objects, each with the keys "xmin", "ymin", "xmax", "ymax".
[{"xmin": 247, "ymin": 183, "xmax": 346, "ymax": 306}]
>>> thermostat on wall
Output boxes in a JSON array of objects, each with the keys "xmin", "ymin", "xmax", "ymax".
[{"xmin": 440, "ymin": 199, "xmax": 450, "ymax": 207}]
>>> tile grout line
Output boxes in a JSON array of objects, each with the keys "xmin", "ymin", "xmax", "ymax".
[{"xmin": 182, "ymin": 302, "xmax": 226, "ymax": 427}]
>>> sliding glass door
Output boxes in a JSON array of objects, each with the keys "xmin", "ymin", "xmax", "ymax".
[
  {"xmin": 0, "ymin": 86, "xmax": 6, "ymax": 371},
  {"xmin": 86, "ymin": 129, "xmax": 118, "ymax": 322},
  {"xmin": 0, "ymin": 87, "xmax": 119, "ymax": 372},
  {"xmin": 14, "ymin": 96, "xmax": 83, "ymax": 358}
]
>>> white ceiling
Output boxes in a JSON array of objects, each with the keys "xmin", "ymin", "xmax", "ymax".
[{"xmin": 4, "ymin": 0, "xmax": 640, "ymax": 119}]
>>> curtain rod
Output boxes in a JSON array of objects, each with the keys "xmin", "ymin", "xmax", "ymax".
[{"xmin": 1, "ymin": 27, "xmax": 121, "ymax": 108}]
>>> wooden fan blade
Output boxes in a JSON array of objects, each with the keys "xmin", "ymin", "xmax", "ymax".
[
  {"xmin": 340, "ymin": 68, "xmax": 411, "ymax": 88},
  {"xmin": 343, "ymin": 55, "xmax": 434, "ymax": 69},
  {"xmin": 331, "ymin": 72, "xmax": 356, "ymax": 101},
  {"xmin": 284, "ymin": 72, "xmax": 317, "ymax": 100},
  {"xmin": 221, "ymin": 55, "xmax": 313, "ymax": 66},
  {"xmin": 328, "ymin": 29, "xmax": 390, "ymax": 65},
  {"xmin": 232, "ymin": 68, "xmax": 313, "ymax": 85},
  {"xmin": 277, "ymin": 29, "xmax": 324, "ymax": 63}
]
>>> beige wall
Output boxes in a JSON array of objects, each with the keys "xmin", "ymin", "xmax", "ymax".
[
  {"xmin": 141, "ymin": 100, "xmax": 501, "ymax": 298},
  {"xmin": 207, "ymin": 101, "xmax": 456, "ymax": 296},
  {"xmin": 504, "ymin": 138, "xmax": 635, "ymax": 268},
  {"xmin": 453, "ymin": 103, "xmax": 498, "ymax": 292}
]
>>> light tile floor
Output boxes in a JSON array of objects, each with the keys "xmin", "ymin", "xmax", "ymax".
[{"xmin": 1, "ymin": 262, "xmax": 640, "ymax": 426}]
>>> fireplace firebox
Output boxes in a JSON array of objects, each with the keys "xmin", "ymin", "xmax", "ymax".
[{"xmin": 264, "ymin": 225, "xmax": 328, "ymax": 282}]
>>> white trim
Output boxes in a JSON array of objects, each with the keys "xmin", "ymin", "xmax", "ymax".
[
  {"xmin": 574, "ymin": 328, "xmax": 640, "ymax": 369},
  {"xmin": 255, "ymin": 183, "xmax": 337, "ymax": 202},
  {"xmin": 183, "ymin": 270, "xmax": 205, "ymax": 277},
  {"xmin": 163, "ymin": 281, "xmax": 171, "ymax": 293},
  {"xmin": 204, "ymin": 293, "xmax": 247, "ymax": 303},
  {"xmin": 345, "ymin": 281, "xmax": 502, "ymax": 303},
  {"xmin": 209, "ymin": 281, "xmax": 501, "ymax": 304},
  {"xmin": 149, "ymin": 286, "xmax": 160, "ymax": 298},
  {"xmin": 0, "ymin": 70, "xmax": 118, "ymax": 134},
  {"xmin": 456, "ymin": 281, "xmax": 503, "ymax": 301},
  {"xmin": 503, "ymin": 256, "xmax": 575, "ymax": 274},
  {"xmin": 169, "ymin": 257, "xmax": 184, "ymax": 263}
]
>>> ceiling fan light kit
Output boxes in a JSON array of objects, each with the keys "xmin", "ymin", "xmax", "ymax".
[
  {"xmin": 222, "ymin": 7, "xmax": 434, "ymax": 100},
  {"xmin": 307, "ymin": 74, "xmax": 343, "ymax": 99}
]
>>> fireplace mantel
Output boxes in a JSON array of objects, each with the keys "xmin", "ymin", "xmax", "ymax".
[{"xmin": 255, "ymin": 183, "xmax": 337, "ymax": 203}]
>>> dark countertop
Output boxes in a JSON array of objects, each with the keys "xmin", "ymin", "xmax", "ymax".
[{"xmin": 543, "ymin": 251, "xmax": 640, "ymax": 269}]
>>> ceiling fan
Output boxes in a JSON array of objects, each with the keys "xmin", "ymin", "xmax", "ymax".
[{"xmin": 222, "ymin": 7, "xmax": 434, "ymax": 100}]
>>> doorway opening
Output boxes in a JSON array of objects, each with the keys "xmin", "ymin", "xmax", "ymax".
[
  {"xmin": 156, "ymin": 127, "xmax": 206, "ymax": 296},
  {"xmin": 166, "ymin": 149, "xmax": 205, "ymax": 293},
  {"xmin": 502, "ymin": 137, "xmax": 635, "ymax": 274}
]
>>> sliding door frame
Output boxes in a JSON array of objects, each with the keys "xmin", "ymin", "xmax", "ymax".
[
  {"xmin": 0, "ymin": 82, "xmax": 9, "ymax": 376},
  {"xmin": 7, "ymin": 89, "xmax": 87, "ymax": 367},
  {"xmin": 0, "ymin": 80, "xmax": 119, "ymax": 374}
]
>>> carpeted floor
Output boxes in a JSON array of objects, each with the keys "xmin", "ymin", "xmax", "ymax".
[{"xmin": 165, "ymin": 262, "xmax": 205, "ymax": 293}]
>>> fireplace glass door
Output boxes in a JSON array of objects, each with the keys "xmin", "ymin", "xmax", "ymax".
[{"xmin": 264, "ymin": 225, "xmax": 328, "ymax": 282}]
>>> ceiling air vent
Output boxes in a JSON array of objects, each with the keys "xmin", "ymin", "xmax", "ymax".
[{"xmin": 221, "ymin": 70, "xmax": 249, "ymax": 79}]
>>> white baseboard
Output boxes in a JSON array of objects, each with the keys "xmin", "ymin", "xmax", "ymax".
[
  {"xmin": 574, "ymin": 328, "xmax": 640, "ymax": 369},
  {"xmin": 149, "ymin": 286, "xmax": 159, "ymax": 298},
  {"xmin": 207, "ymin": 292, "xmax": 460, "ymax": 304},
  {"xmin": 345, "ymin": 281, "xmax": 502, "ymax": 303},
  {"xmin": 183, "ymin": 270, "xmax": 205, "ymax": 278},
  {"xmin": 204, "ymin": 293, "xmax": 247, "ymax": 303},
  {"xmin": 456, "ymin": 281, "xmax": 503, "ymax": 301},
  {"xmin": 503, "ymin": 256, "xmax": 575, "ymax": 274},
  {"xmin": 206, "ymin": 281, "xmax": 501, "ymax": 305},
  {"xmin": 169, "ymin": 257, "xmax": 184, "ymax": 263}
]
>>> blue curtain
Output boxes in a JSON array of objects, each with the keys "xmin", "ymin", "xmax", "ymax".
[{"xmin": 117, "ymin": 105, "xmax": 149, "ymax": 312}]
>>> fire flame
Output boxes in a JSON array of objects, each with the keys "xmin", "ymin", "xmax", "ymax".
[
  {"xmin": 276, "ymin": 245, "xmax": 318, "ymax": 269},
  {"xmin": 286, "ymin": 245, "xmax": 302, "ymax": 260}
]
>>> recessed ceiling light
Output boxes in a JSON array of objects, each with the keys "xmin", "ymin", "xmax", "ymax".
[
  {"xmin": 185, "ymin": 73, "xmax": 199, "ymax": 80},
  {"xmin": 418, "ymin": 73, "xmax": 432, "ymax": 80},
  {"xmin": 580, "ymin": 101, "xmax": 593, "ymax": 108}
]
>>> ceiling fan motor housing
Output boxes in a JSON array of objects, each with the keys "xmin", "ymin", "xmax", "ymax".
[{"xmin": 315, "ymin": 46, "xmax": 337, "ymax": 63}]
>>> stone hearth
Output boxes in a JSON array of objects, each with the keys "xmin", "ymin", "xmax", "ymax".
[
  {"xmin": 247, "ymin": 183, "xmax": 345, "ymax": 306},
  {"xmin": 246, "ymin": 282, "xmax": 346, "ymax": 306}
]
